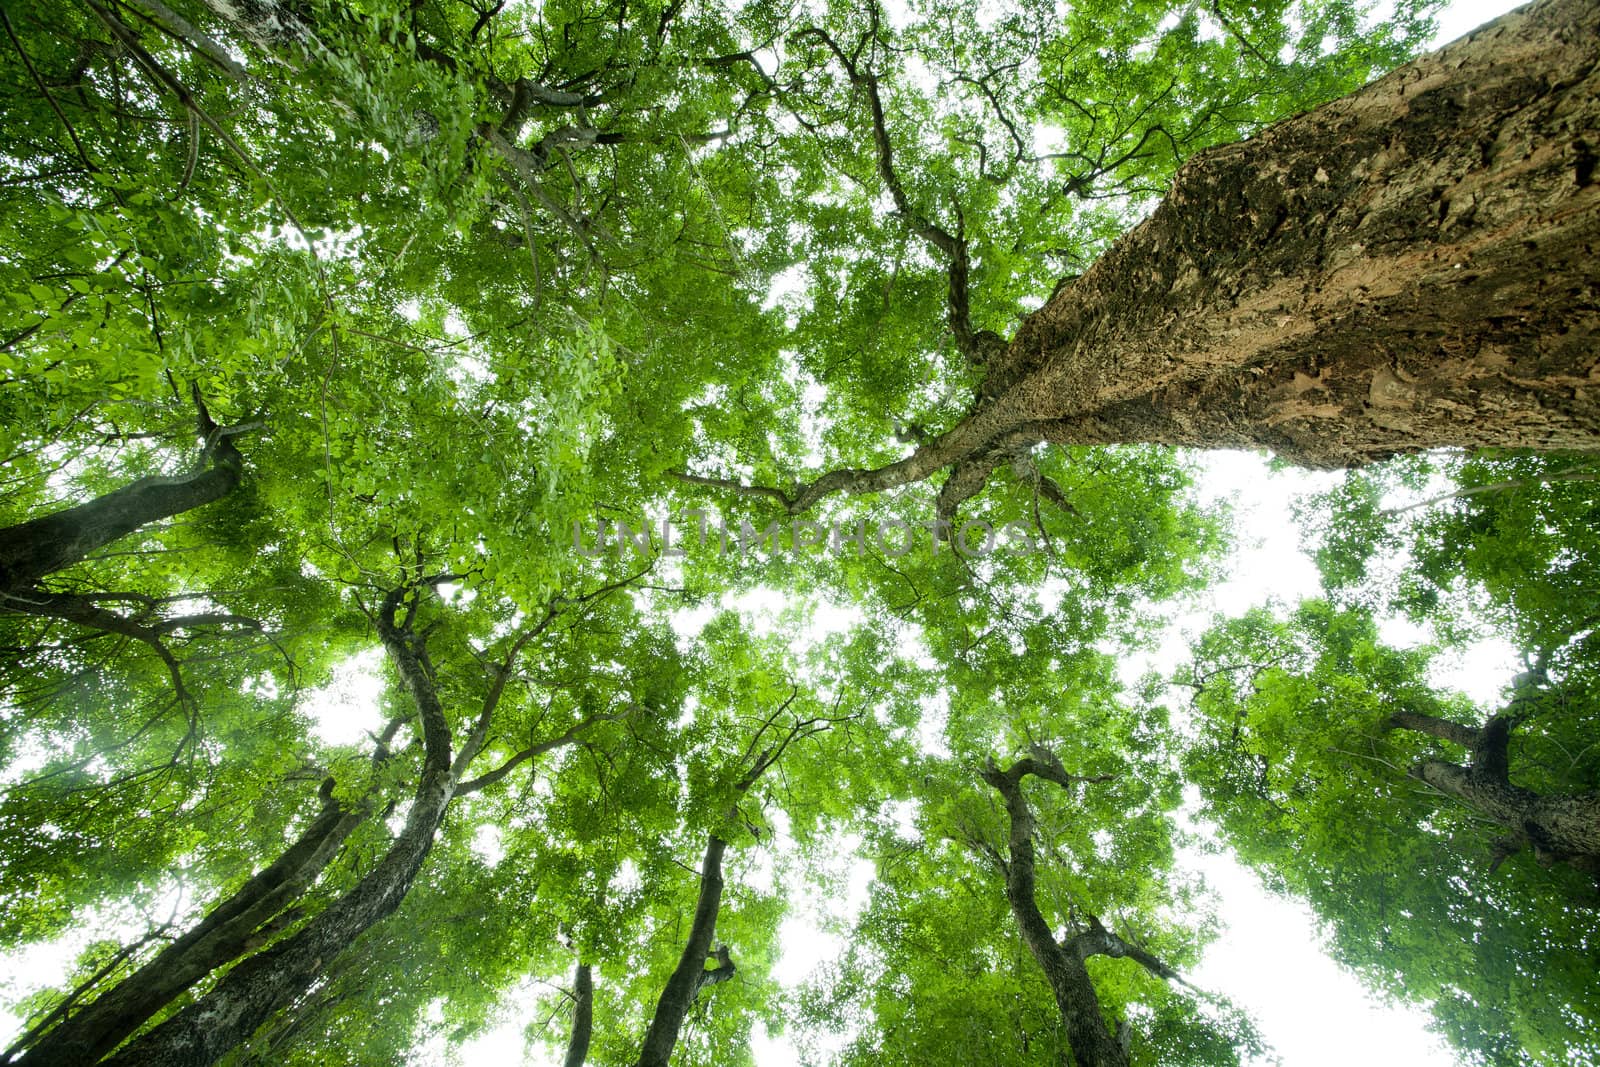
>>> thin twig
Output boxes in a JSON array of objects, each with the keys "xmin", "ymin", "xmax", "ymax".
[{"xmin": 1381, "ymin": 464, "xmax": 1600, "ymax": 516}]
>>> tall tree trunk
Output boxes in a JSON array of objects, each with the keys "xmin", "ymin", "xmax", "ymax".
[
  {"xmin": 1393, "ymin": 711, "xmax": 1600, "ymax": 877},
  {"xmin": 0, "ymin": 427, "xmax": 242, "ymax": 593},
  {"xmin": 632, "ymin": 835, "xmax": 735, "ymax": 1067},
  {"xmin": 995, "ymin": 0, "xmax": 1600, "ymax": 464},
  {"xmin": 721, "ymin": 0, "xmax": 1600, "ymax": 517},
  {"xmin": 98, "ymin": 596, "xmax": 455, "ymax": 1067},
  {"xmin": 16, "ymin": 785, "xmax": 363, "ymax": 1064},
  {"xmin": 626, "ymin": 708, "xmax": 816, "ymax": 1066},
  {"xmin": 563, "ymin": 962, "xmax": 594, "ymax": 1067},
  {"xmin": 980, "ymin": 755, "xmax": 1128, "ymax": 1067}
]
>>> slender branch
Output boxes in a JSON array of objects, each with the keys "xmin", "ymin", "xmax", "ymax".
[
  {"xmin": 127, "ymin": 0, "xmax": 250, "ymax": 79},
  {"xmin": 2, "ymin": 589, "xmax": 195, "ymax": 713},
  {"xmin": 1380, "ymin": 464, "xmax": 1600, "ymax": 516},
  {"xmin": 1208, "ymin": 0, "xmax": 1275, "ymax": 67},
  {"xmin": 86, "ymin": 0, "xmax": 315, "ymax": 241},
  {"xmin": 456, "ymin": 705, "xmax": 641, "ymax": 796},
  {"xmin": 2, "ymin": 9, "xmax": 98, "ymax": 174},
  {"xmin": 1065, "ymin": 914, "xmax": 1193, "ymax": 988},
  {"xmin": 1386, "ymin": 709, "xmax": 1482, "ymax": 749},
  {"xmin": 791, "ymin": 11, "xmax": 994, "ymax": 364}
]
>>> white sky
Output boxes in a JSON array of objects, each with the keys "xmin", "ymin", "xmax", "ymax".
[{"xmin": 0, "ymin": 0, "xmax": 1528, "ymax": 1062}]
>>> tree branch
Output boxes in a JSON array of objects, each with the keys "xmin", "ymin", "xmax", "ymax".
[
  {"xmin": 126, "ymin": 0, "xmax": 250, "ymax": 80},
  {"xmin": 696, "ymin": 943, "xmax": 736, "ymax": 991},
  {"xmin": 978, "ymin": 745, "xmax": 1128, "ymax": 1067},
  {"xmin": 668, "ymin": 471, "xmax": 796, "ymax": 510},
  {"xmin": 1065, "ymin": 914, "xmax": 1192, "ymax": 988},
  {"xmin": 791, "ymin": 10, "xmax": 995, "ymax": 365},
  {"xmin": 1379, "ymin": 463, "xmax": 1600, "ymax": 516},
  {"xmin": 456, "ymin": 704, "xmax": 642, "ymax": 796},
  {"xmin": 1386, "ymin": 710, "xmax": 1482, "ymax": 749}
]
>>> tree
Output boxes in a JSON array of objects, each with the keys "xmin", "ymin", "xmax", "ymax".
[
  {"xmin": 87, "ymin": 577, "xmax": 602, "ymax": 1067},
  {"xmin": 1181, "ymin": 601, "xmax": 1599, "ymax": 1064},
  {"xmin": 1389, "ymin": 687, "xmax": 1600, "ymax": 881},
  {"xmin": 979, "ymin": 747, "xmax": 1176, "ymax": 1067},
  {"xmin": 10, "ymin": 771, "xmax": 370, "ymax": 1063},
  {"xmin": 1170, "ymin": 447, "xmax": 1600, "ymax": 1065},
  {"xmin": 563, "ymin": 961, "xmax": 595, "ymax": 1067},
  {"xmin": 631, "ymin": 701, "xmax": 842, "ymax": 1067},
  {"xmin": 4, "ymin": 559, "xmax": 645, "ymax": 1066},
  {"xmin": 680, "ymin": 0, "xmax": 1600, "ymax": 521},
  {"xmin": 3, "ymin": 0, "xmax": 1596, "ymax": 1065},
  {"xmin": 800, "ymin": 644, "xmax": 1263, "ymax": 1067}
]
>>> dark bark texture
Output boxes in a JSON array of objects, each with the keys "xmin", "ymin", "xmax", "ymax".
[
  {"xmin": 17, "ymin": 784, "xmax": 363, "ymax": 1064},
  {"xmin": 1391, "ymin": 710, "xmax": 1600, "ymax": 879},
  {"xmin": 626, "ymin": 703, "xmax": 820, "ymax": 1066},
  {"xmin": 633, "ymin": 834, "xmax": 734, "ymax": 1067},
  {"xmin": 980, "ymin": 751, "xmax": 1128, "ymax": 1067},
  {"xmin": 98, "ymin": 594, "xmax": 457, "ymax": 1067}
]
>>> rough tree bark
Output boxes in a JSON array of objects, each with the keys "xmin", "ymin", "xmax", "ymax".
[
  {"xmin": 996, "ymin": 0, "xmax": 1600, "ymax": 461},
  {"xmin": 97, "ymin": 590, "xmax": 458, "ymax": 1067},
  {"xmin": 563, "ymin": 962, "xmax": 594, "ymax": 1067},
  {"xmin": 980, "ymin": 747, "xmax": 1192, "ymax": 1067},
  {"xmin": 1389, "ymin": 708, "xmax": 1600, "ymax": 880},
  {"xmin": 632, "ymin": 835, "xmax": 737, "ymax": 1067},
  {"xmin": 692, "ymin": 0, "xmax": 1600, "ymax": 518},
  {"xmin": 0, "ymin": 394, "xmax": 244, "ymax": 596},
  {"xmin": 15, "ymin": 781, "xmax": 365, "ymax": 1064}
]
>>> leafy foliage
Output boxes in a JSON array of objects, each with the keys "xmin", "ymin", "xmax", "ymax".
[
  {"xmin": 7, "ymin": 1, "xmax": 1594, "ymax": 1067},
  {"xmin": 1183, "ymin": 478, "xmax": 1600, "ymax": 1064}
]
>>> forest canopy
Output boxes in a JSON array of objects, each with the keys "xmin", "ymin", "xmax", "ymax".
[{"xmin": 0, "ymin": 0, "xmax": 1596, "ymax": 1064}]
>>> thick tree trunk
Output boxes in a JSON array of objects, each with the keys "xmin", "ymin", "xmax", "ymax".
[
  {"xmin": 99, "ymin": 599, "xmax": 455, "ymax": 1067},
  {"xmin": 1416, "ymin": 761, "xmax": 1600, "ymax": 865},
  {"xmin": 563, "ymin": 962, "xmax": 594, "ymax": 1067},
  {"xmin": 997, "ymin": 0, "xmax": 1600, "ymax": 462},
  {"xmin": 981, "ymin": 757, "xmax": 1127, "ymax": 1067},
  {"xmin": 99, "ymin": 779, "xmax": 449, "ymax": 1067},
  {"xmin": 735, "ymin": 0, "xmax": 1600, "ymax": 517},
  {"xmin": 633, "ymin": 835, "xmax": 732, "ymax": 1067},
  {"xmin": 0, "ymin": 444, "xmax": 242, "ymax": 593},
  {"xmin": 1392, "ymin": 711, "xmax": 1600, "ymax": 877},
  {"xmin": 17, "ymin": 787, "xmax": 363, "ymax": 1064}
]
